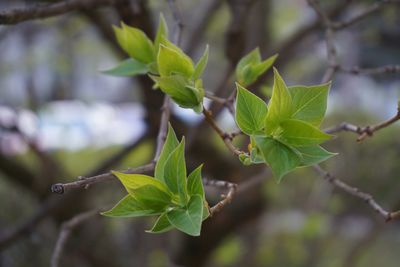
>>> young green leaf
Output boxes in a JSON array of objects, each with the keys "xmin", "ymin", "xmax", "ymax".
[
  {"xmin": 155, "ymin": 13, "xmax": 169, "ymax": 55},
  {"xmin": 146, "ymin": 212, "xmax": 174, "ymax": 234},
  {"xmin": 289, "ymin": 82, "xmax": 331, "ymax": 126},
  {"xmin": 280, "ymin": 119, "xmax": 332, "ymax": 146},
  {"xmin": 113, "ymin": 23, "xmax": 155, "ymax": 64},
  {"xmin": 254, "ymin": 136, "xmax": 301, "ymax": 182},
  {"xmin": 192, "ymin": 45, "xmax": 209, "ymax": 80},
  {"xmin": 240, "ymin": 54, "xmax": 278, "ymax": 86},
  {"xmin": 132, "ymin": 185, "xmax": 172, "ymax": 211},
  {"xmin": 150, "ymin": 75, "xmax": 200, "ymax": 109},
  {"xmin": 101, "ymin": 59, "xmax": 148, "ymax": 77},
  {"xmin": 112, "ymin": 172, "xmax": 170, "ymax": 195},
  {"xmin": 163, "ymin": 139, "xmax": 188, "ymax": 204},
  {"xmin": 155, "ymin": 124, "xmax": 179, "ymax": 182},
  {"xmin": 236, "ymin": 48, "xmax": 261, "ymax": 79},
  {"xmin": 265, "ymin": 68, "xmax": 293, "ymax": 135},
  {"xmin": 187, "ymin": 164, "xmax": 205, "ymax": 197},
  {"xmin": 167, "ymin": 195, "xmax": 203, "ymax": 236},
  {"xmin": 235, "ymin": 83, "xmax": 268, "ymax": 135},
  {"xmin": 158, "ymin": 44, "xmax": 194, "ymax": 78},
  {"xmin": 102, "ymin": 195, "xmax": 160, "ymax": 218},
  {"xmin": 295, "ymin": 145, "xmax": 337, "ymax": 167}
]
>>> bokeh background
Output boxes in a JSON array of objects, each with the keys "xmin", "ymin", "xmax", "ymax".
[{"xmin": 0, "ymin": 0, "xmax": 399, "ymax": 266}]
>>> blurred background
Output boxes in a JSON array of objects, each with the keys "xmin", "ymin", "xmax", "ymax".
[{"xmin": 0, "ymin": 0, "xmax": 399, "ymax": 266}]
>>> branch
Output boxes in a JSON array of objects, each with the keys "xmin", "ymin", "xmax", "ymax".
[
  {"xmin": 0, "ymin": 0, "xmax": 125, "ymax": 25},
  {"xmin": 338, "ymin": 65, "xmax": 400, "ymax": 75},
  {"xmin": 313, "ymin": 165, "xmax": 400, "ymax": 221},
  {"xmin": 203, "ymin": 179, "xmax": 238, "ymax": 216},
  {"xmin": 50, "ymin": 209, "xmax": 102, "ymax": 267},
  {"xmin": 154, "ymin": 96, "xmax": 171, "ymax": 161},
  {"xmin": 201, "ymin": 107, "xmax": 246, "ymax": 156},
  {"xmin": 324, "ymin": 107, "xmax": 400, "ymax": 141},
  {"xmin": 332, "ymin": 0, "xmax": 400, "ymax": 30}
]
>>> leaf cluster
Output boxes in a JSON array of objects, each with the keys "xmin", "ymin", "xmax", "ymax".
[
  {"xmin": 235, "ymin": 69, "xmax": 336, "ymax": 182},
  {"xmin": 103, "ymin": 125, "xmax": 209, "ymax": 236}
]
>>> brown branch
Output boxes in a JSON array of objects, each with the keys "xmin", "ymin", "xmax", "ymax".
[
  {"xmin": 0, "ymin": 0, "xmax": 125, "ymax": 25},
  {"xmin": 50, "ymin": 209, "xmax": 102, "ymax": 267},
  {"xmin": 313, "ymin": 165, "xmax": 400, "ymax": 221},
  {"xmin": 203, "ymin": 179, "xmax": 238, "ymax": 216},
  {"xmin": 51, "ymin": 162, "xmax": 155, "ymax": 194},
  {"xmin": 201, "ymin": 108, "xmax": 245, "ymax": 156},
  {"xmin": 324, "ymin": 107, "xmax": 400, "ymax": 141},
  {"xmin": 332, "ymin": 0, "xmax": 400, "ymax": 30},
  {"xmin": 154, "ymin": 96, "xmax": 171, "ymax": 161},
  {"xmin": 338, "ymin": 65, "xmax": 400, "ymax": 75}
]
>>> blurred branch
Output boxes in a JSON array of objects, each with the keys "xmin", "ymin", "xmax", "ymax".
[
  {"xmin": 154, "ymin": 96, "xmax": 171, "ymax": 161},
  {"xmin": 338, "ymin": 64, "xmax": 400, "ymax": 75},
  {"xmin": 0, "ymin": 0, "xmax": 126, "ymax": 25},
  {"xmin": 325, "ymin": 107, "xmax": 400, "ymax": 142},
  {"xmin": 332, "ymin": 0, "xmax": 400, "ymax": 30},
  {"xmin": 50, "ymin": 209, "xmax": 102, "ymax": 267},
  {"xmin": 204, "ymin": 179, "xmax": 237, "ymax": 216},
  {"xmin": 313, "ymin": 165, "xmax": 400, "ymax": 221}
]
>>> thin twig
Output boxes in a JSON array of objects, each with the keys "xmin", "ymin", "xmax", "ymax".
[
  {"xmin": 203, "ymin": 179, "xmax": 237, "ymax": 216},
  {"xmin": 0, "ymin": 0, "xmax": 125, "ymax": 25},
  {"xmin": 313, "ymin": 165, "xmax": 400, "ymax": 221},
  {"xmin": 51, "ymin": 162, "xmax": 155, "ymax": 194},
  {"xmin": 324, "ymin": 108, "xmax": 400, "ymax": 141},
  {"xmin": 50, "ymin": 209, "xmax": 102, "ymax": 267},
  {"xmin": 338, "ymin": 65, "xmax": 400, "ymax": 75},
  {"xmin": 166, "ymin": 0, "xmax": 184, "ymax": 44},
  {"xmin": 201, "ymin": 107, "xmax": 246, "ymax": 156},
  {"xmin": 154, "ymin": 96, "xmax": 171, "ymax": 161}
]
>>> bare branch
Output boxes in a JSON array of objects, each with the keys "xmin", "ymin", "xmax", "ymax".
[
  {"xmin": 0, "ymin": 0, "xmax": 125, "ymax": 25},
  {"xmin": 338, "ymin": 65, "xmax": 400, "ymax": 75},
  {"xmin": 50, "ymin": 209, "xmax": 102, "ymax": 267},
  {"xmin": 313, "ymin": 165, "xmax": 400, "ymax": 221},
  {"xmin": 201, "ymin": 108, "xmax": 246, "ymax": 156},
  {"xmin": 203, "ymin": 179, "xmax": 237, "ymax": 216},
  {"xmin": 154, "ymin": 96, "xmax": 171, "ymax": 161},
  {"xmin": 324, "ymin": 107, "xmax": 400, "ymax": 141}
]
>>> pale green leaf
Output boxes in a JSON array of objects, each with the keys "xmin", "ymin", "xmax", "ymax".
[
  {"xmin": 254, "ymin": 136, "xmax": 301, "ymax": 182},
  {"xmin": 236, "ymin": 47, "xmax": 261, "ymax": 82},
  {"xmin": 157, "ymin": 44, "xmax": 194, "ymax": 78},
  {"xmin": 187, "ymin": 164, "xmax": 204, "ymax": 197},
  {"xmin": 265, "ymin": 68, "xmax": 293, "ymax": 135},
  {"xmin": 193, "ymin": 45, "xmax": 209, "ymax": 80},
  {"xmin": 112, "ymin": 172, "xmax": 170, "ymax": 195},
  {"xmin": 167, "ymin": 195, "xmax": 203, "ymax": 236},
  {"xmin": 113, "ymin": 23, "xmax": 155, "ymax": 64},
  {"xmin": 101, "ymin": 59, "xmax": 148, "ymax": 77},
  {"xmin": 289, "ymin": 82, "xmax": 331, "ymax": 126},
  {"xmin": 295, "ymin": 145, "xmax": 337, "ymax": 167},
  {"xmin": 132, "ymin": 185, "xmax": 172, "ymax": 211},
  {"xmin": 146, "ymin": 212, "xmax": 174, "ymax": 233},
  {"xmin": 102, "ymin": 195, "xmax": 160, "ymax": 217},
  {"xmin": 241, "ymin": 54, "xmax": 278, "ymax": 86},
  {"xmin": 163, "ymin": 139, "xmax": 188, "ymax": 204},
  {"xmin": 280, "ymin": 119, "xmax": 332, "ymax": 146},
  {"xmin": 155, "ymin": 13, "xmax": 169, "ymax": 55},
  {"xmin": 155, "ymin": 124, "xmax": 179, "ymax": 182},
  {"xmin": 235, "ymin": 83, "xmax": 268, "ymax": 135}
]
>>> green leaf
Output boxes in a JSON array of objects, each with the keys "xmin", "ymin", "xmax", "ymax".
[
  {"xmin": 163, "ymin": 139, "xmax": 188, "ymax": 204},
  {"xmin": 155, "ymin": 13, "xmax": 169, "ymax": 55},
  {"xmin": 132, "ymin": 185, "xmax": 172, "ymax": 211},
  {"xmin": 101, "ymin": 59, "xmax": 148, "ymax": 77},
  {"xmin": 147, "ymin": 212, "xmax": 174, "ymax": 234},
  {"xmin": 236, "ymin": 48, "xmax": 261, "ymax": 79},
  {"xmin": 167, "ymin": 195, "xmax": 203, "ymax": 236},
  {"xmin": 280, "ymin": 119, "xmax": 332, "ymax": 146},
  {"xmin": 112, "ymin": 172, "xmax": 170, "ymax": 195},
  {"xmin": 113, "ymin": 23, "xmax": 155, "ymax": 64},
  {"xmin": 102, "ymin": 195, "xmax": 160, "ymax": 218},
  {"xmin": 157, "ymin": 44, "xmax": 194, "ymax": 78},
  {"xmin": 288, "ymin": 82, "xmax": 331, "ymax": 126},
  {"xmin": 149, "ymin": 75, "xmax": 200, "ymax": 109},
  {"xmin": 235, "ymin": 83, "xmax": 268, "ymax": 135},
  {"xmin": 187, "ymin": 164, "xmax": 205, "ymax": 197},
  {"xmin": 295, "ymin": 145, "xmax": 337, "ymax": 167},
  {"xmin": 240, "ymin": 54, "xmax": 278, "ymax": 86},
  {"xmin": 254, "ymin": 136, "xmax": 301, "ymax": 182},
  {"xmin": 192, "ymin": 45, "xmax": 209, "ymax": 80},
  {"xmin": 155, "ymin": 124, "xmax": 179, "ymax": 182},
  {"xmin": 265, "ymin": 68, "xmax": 293, "ymax": 135}
]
